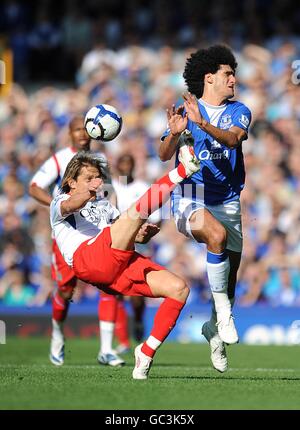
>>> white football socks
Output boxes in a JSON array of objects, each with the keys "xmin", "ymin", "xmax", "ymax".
[
  {"xmin": 206, "ymin": 250, "xmax": 231, "ymax": 316},
  {"xmin": 99, "ymin": 321, "xmax": 115, "ymax": 354},
  {"xmin": 52, "ymin": 319, "xmax": 64, "ymax": 339},
  {"xmin": 209, "ymin": 297, "xmax": 235, "ymax": 332}
]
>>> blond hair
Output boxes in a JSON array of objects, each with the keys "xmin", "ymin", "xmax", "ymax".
[{"xmin": 60, "ymin": 152, "xmax": 107, "ymax": 193}]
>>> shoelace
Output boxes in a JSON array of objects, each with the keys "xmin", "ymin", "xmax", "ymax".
[
  {"xmin": 139, "ymin": 358, "xmax": 151, "ymax": 370},
  {"xmin": 216, "ymin": 315, "xmax": 234, "ymax": 328},
  {"xmin": 212, "ymin": 343, "xmax": 226, "ymax": 357}
]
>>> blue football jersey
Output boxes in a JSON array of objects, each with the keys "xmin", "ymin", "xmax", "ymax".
[{"xmin": 161, "ymin": 99, "xmax": 252, "ymax": 205}]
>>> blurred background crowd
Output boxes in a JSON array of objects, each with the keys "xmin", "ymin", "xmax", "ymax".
[{"xmin": 1, "ymin": 0, "xmax": 300, "ymax": 308}]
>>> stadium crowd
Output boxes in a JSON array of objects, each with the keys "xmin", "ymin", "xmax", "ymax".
[{"xmin": 1, "ymin": 0, "xmax": 300, "ymax": 308}]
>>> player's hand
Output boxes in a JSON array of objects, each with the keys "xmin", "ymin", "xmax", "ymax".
[
  {"xmin": 183, "ymin": 92, "xmax": 207, "ymax": 128},
  {"xmin": 88, "ymin": 178, "xmax": 102, "ymax": 200},
  {"xmin": 135, "ymin": 223, "xmax": 160, "ymax": 244},
  {"xmin": 166, "ymin": 104, "xmax": 188, "ymax": 137}
]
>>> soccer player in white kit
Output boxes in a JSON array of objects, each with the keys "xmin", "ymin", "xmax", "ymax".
[
  {"xmin": 50, "ymin": 143, "xmax": 200, "ymax": 379},
  {"xmin": 160, "ymin": 45, "xmax": 252, "ymax": 372},
  {"xmin": 29, "ymin": 116, "xmax": 124, "ymax": 367}
]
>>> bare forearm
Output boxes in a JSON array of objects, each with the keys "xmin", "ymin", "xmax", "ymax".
[
  {"xmin": 183, "ymin": 92, "xmax": 246, "ymax": 149},
  {"xmin": 29, "ymin": 184, "xmax": 52, "ymax": 206},
  {"xmin": 158, "ymin": 133, "xmax": 180, "ymax": 161},
  {"xmin": 200, "ymin": 121, "xmax": 240, "ymax": 149},
  {"xmin": 61, "ymin": 191, "xmax": 94, "ymax": 216}
]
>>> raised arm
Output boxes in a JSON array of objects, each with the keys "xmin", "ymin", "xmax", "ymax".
[
  {"xmin": 158, "ymin": 105, "xmax": 188, "ymax": 161},
  {"xmin": 29, "ymin": 156, "xmax": 60, "ymax": 206},
  {"xmin": 183, "ymin": 92, "xmax": 248, "ymax": 149},
  {"xmin": 29, "ymin": 183, "xmax": 52, "ymax": 206},
  {"xmin": 60, "ymin": 178, "xmax": 101, "ymax": 216}
]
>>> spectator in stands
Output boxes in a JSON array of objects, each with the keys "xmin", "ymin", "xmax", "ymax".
[{"xmin": 0, "ymin": 267, "xmax": 35, "ymax": 306}]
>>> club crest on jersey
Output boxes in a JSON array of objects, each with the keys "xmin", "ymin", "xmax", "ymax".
[
  {"xmin": 220, "ymin": 114, "xmax": 232, "ymax": 129},
  {"xmin": 239, "ymin": 114, "xmax": 249, "ymax": 128}
]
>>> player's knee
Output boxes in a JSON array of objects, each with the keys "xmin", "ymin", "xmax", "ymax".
[
  {"xmin": 170, "ymin": 278, "xmax": 189, "ymax": 302},
  {"xmin": 208, "ymin": 226, "xmax": 227, "ymax": 251}
]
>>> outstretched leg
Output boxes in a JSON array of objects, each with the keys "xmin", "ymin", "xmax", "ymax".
[
  {"xmin": 72, "ymin": 139, "xmax": 200, "ymax": 288},
  {"xmin": 110, "ymin": 145, "xmax": 200, "ymax": 251}
]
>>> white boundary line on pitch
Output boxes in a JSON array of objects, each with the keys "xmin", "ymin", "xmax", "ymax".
[{"xmin": 0, "ymin": 364, "xmax": 299, "ymax": 372}]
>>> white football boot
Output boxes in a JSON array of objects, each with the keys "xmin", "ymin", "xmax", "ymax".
[
  {"xmin": 178, "ymin": 130, "xmax": 200, "ymax": 176},
  {"xmin": 202, "ymin": 321, "xmax": 227, "ymax": 373},
  {"xmin": 49, "ymin": 334, "xmax": 65, "ymax": 366},
  {"xmin": 97, "ymin": 351, "xmax": 125, "ymax": 367},
  {"xmin": 132, "ymin": 344, "xmax": 153, "ymax": 380},
  {"xmin": 216, "ymin": 313, "xmax": 239, "ymax": 344}
]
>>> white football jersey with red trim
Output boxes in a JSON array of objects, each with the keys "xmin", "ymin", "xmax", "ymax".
[{"xmin": 30, "ymin": 147, "xmax": 78, "ymax": 197}]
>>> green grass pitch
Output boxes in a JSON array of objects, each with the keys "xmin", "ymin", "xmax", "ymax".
[{"xmin": 1, "ymin": 337, "xmax": 300, "ymax": 410}]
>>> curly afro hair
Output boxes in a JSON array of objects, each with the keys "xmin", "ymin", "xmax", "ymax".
[{"xmin": 183, "ymin": 45, "xmax": 238, "ymax": 98}]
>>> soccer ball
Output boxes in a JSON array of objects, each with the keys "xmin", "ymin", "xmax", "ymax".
[{"xmin": 84, "ymin": 104, "xmax": 122, "ymax": 141}]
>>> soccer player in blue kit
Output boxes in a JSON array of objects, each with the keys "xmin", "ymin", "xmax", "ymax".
[{"xmin": 159, "ymin": 45, "xmax": 251, "ymax": 372}]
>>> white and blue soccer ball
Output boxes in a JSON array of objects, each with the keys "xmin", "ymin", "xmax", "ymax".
[{"xmin": 84, "ymin": 104, "xmax": 122, "ymax": 141}]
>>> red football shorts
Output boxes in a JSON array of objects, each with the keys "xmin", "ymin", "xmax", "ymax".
[
  {"xmin": 72, "ymin": 227, "xmax": 164, "ymax": 297},
  {"xmin": 52, "ymin": 239, "xmax": 76, "ymax": 290}
]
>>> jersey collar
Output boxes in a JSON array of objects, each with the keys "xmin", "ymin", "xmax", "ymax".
[{"xmin": 199, "ymin": 98, "xmax": 227, "ymax": 110}]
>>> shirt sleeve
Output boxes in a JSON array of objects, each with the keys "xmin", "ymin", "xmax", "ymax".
[
  {"xmin": 50, "ymin": 194, "xmax": 70, "ymax": 225},
  {"xmin": 160, "ymin": 127, "xmax": 171, "ymax": 141},
  {"xmin": 230, "ymin": 104, "xmax": 252, "ymax": 135},
  {"xmin": 30, "ymin": 156, "xmax": 60, "ymax": 189}
]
